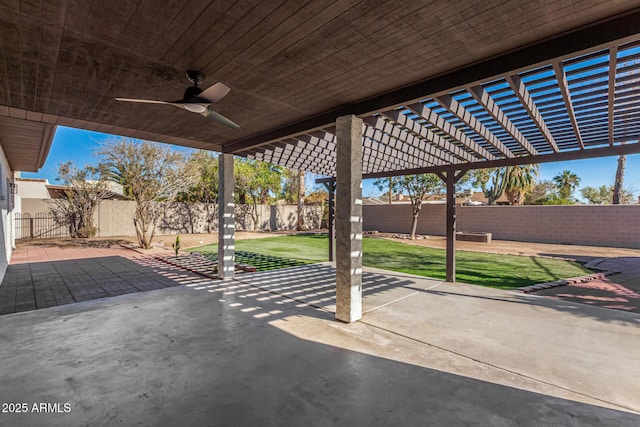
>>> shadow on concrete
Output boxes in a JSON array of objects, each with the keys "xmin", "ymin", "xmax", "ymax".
[
  {"xmin": 234, "ymin": 263, "xmax": 419, "ymax": 313},
  {"xmin": 1, "ymin": 273, "xmax": 638, "ymax": 426},
  {"xmin": 421, "ymin": 285, "xmax": 640, "ymax": 325}
]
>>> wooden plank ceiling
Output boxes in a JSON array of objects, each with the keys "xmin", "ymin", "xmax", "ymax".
[
  {"xmin": 243, "ymin": 36, "xmax": 640, "ymax": 177},
  {"xmin": 1, "ymin": 1, "xmax": 640, "ymax": 174}
]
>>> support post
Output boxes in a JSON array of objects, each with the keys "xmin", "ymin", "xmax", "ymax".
[
  {"xmin": 335, "ymin": 115, "xmax": 363, "ymax": 323},
  {"xmin": 323, "ymin": 179, "xmax": 336, "ymax": 262},
  {"xmin": 218, "ymin": 153, "xmax": 235, "ymax": 280},
  {"xmin": 436, "ymin": 170, "xmax": 466, "ymax": 283},
  {"xmin": 445, "ymin": 173, "xmax": 456, "ymax": 283}
]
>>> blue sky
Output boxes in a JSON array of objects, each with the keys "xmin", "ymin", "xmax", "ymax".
[{"xmin": 21, "ymin": 126, "xmax": 640, "ymax": 200}]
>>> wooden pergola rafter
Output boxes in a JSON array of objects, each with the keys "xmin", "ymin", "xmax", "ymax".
[{"xmin": 235, "ymin": 35, "xmax": 640, "ymax": 180}]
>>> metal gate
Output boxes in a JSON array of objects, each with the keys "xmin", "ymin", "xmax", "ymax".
[{"xmin": 15, "ymin": 212, "xmax": 70, "ymax": 240}]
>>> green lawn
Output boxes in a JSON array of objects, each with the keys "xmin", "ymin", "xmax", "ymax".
[{"xmin": 189, "ymin": 234, "xmax": 592, "ymax": 289}]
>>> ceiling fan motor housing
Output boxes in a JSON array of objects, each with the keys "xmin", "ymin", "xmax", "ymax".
[{"xmin": 183, "ymin": 85, "xmax": 204, "ymax": 101}]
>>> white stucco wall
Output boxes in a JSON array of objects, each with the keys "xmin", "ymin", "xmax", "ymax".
[
  {"xmin": 15, "ymin": 178, "xmax": 51, "ymax": 199},
  {"xmin": 0, "ymin": 145, "xmax": 15, "ymax": 283}
]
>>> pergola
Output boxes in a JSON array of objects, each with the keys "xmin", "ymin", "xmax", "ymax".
[
  {"xmin": 224, "ymin": 15, "xmax": 640, "ymax": 321},
  {"xmin": 2, "ymin": 2, "xmax": 640, "ymax": 322}
]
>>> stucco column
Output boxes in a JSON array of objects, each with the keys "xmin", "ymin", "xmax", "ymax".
[
  {"xmin": 218, "ymin": 153, "xmax": 235, "ymax": 280},
  {"xmin": 335, "ymin": 115, "xmax": 363, "ymax": 323}
]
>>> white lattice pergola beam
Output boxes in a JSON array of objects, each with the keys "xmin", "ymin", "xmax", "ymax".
[
  {"xmin": 382, "ymin": 109, "xmax": 482, "ymax": 162},
  {"xmin": 505, "ymin": 74, "xmax": 560, "ymax": 153},
  {"xmin": 467, "ymin": 85, "xmax": 538, "ymax": 155},
  {"xmin": 362, "ymin": 137, "xmax": 416, "ymax": 172},
  {"xmin": 363, "ymin": 116, "xmax": 461, "ymax": 166},
  {"xmin": 362, "ymin": 125, "xmax": 436, "ymax": 170},
  {"xmin": 406, "ymin": 102, "xmax": 497, "ymax": 160},
  {"xmin": 435, "ymin": 94, "xmax": 515, "ymax": 158}
]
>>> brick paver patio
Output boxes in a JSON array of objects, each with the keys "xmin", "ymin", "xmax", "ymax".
[
  {"xmin": 0, "ymin": 245, "xmax": 213, "ymax": 315},
  {"xmin": 532, "ymin": 257, "xmax": 640, "ymax": 313}
]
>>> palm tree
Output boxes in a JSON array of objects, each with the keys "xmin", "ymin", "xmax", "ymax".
[
  {"xmin": 612, "ymin": 154, "xmax": 626, "ymax": 204},
  {"xmin": 553, "ymin": 170, "xmax": 581, "ymax": 201},
  {"xmin": 505, "ymin": 164, "xmax": 539, "ymax": 205}
]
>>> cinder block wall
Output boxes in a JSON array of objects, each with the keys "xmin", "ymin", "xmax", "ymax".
[
  {"xmin": 363, "ymin": 204, "xmax": 447, "ymax": 235},
  {"xmin": 20, "ymin": 199, "xmax": 324, "ymax": 236},
  {"xmin": 363, "ymin": 204, "xmax": 640, "ymax": 248},
  {"xmin": 458, "ymin": 205, "xmax": 640, "ymax": 247}
]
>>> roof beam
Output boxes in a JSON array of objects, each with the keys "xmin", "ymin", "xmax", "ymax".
[
  {"xmin": 363, "ymin": 116, "xmax": 461, "ymax": 165},
  {"xmin": 383, "ymin": 110, "xmax": 482, "ymax": 162},
  {"xmin": 435, "ymin": 94, "xmax": 515, "ymax": 158},
  {"xmin": 608, "ymin": 46, "xmax": 619, "ymax": 146},
  {"xmin": 363, "ymin": 138, "xmax": 640, "ymax": 179},
  {"xmin": 552, "ymin": 61, "xmax": 585, "ymax": 149},
  {"xmin": 406, "ymin": 103, "xmax": 496, "ymax": 160},
  {"xmin": 466, "ymin": 85, "xmax": 538, "ymax": 155},
  {"xmin": 222, "ymin": 10, "xmax": 640, "ymax": 154},
  {"xmin": 504, "ymin": 75, "xmax": 560, "ymax": 153}
]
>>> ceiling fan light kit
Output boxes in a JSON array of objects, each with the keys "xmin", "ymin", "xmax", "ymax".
[
  {"xmin": 115, "ymin": 70, "xmax": 239, "ymax": 129},
  {"xmin": 184, "ymin": 104, "xmax": 207, "ymax": 113}
]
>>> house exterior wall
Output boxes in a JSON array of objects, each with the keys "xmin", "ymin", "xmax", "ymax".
[
  {"xmin": 0, "ymin": 145, "xmax": 16, "ymax": 283},
  {"xmin": 363, "ymin": 204, "xmax": 640, "ymax": 248},
  {"xmin": 15, "ymin": 178, "xmax": 51, "ymax": 199}
]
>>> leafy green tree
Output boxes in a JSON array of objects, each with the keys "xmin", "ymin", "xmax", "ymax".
[
  {"xmin": 180, "ymin": 151, "xmax": 218, "ymax": 203},
  {"xmin": 100, "ymin": 138, "xmax": 195, "ymax": 249},
  {"xmin": 394, "ymin": 174, "xmax": 444, "ymax": 240},
  {"xmin": 553, "ymin": 170, "xmax": 581, "ymax": 201},
  {"xmin": 505, "ymin": 164, "xmax": 539, "ymax": 205},
  {"xmin": 525, "ymin": 180, "xmax": 558, "ymax": 205},
  {"xmin": 580, "ymin": 185, "xmax": 612, "ymax": 204},
  {"xmin": 581, "ymin": 184, "xmax": 634, "ymax": 204},
  {"xmin": 178, "ymin": 151, "xmax": 219, "ymax": 232},
  {"xmin": 234, "ymin": 158, "xmax": 283, "ymax": 229},
  {"xmin": 470, "ymin": 168, "xmax": 509, "ymax": 205},
  {"xmin": 373, "ymin": 177, "xmax": 396, "ymax": 204},
  {"xmin": 281, "ymin": 168, "xmax": 307, "ymax": 230}
]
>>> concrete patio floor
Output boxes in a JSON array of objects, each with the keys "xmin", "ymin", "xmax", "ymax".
[{"xmin": 1, "ymin": 261, "xmax": 639, "ymax": 426}]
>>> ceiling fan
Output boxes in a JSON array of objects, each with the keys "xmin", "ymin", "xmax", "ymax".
[{"xmin": 115, "ymin": 70, "xmax": 239, "ymax": 129}]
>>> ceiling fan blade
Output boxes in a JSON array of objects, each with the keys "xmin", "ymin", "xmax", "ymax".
[
  {"xmin": 199, "ymin": 82, "xmax": 231, "ymax": 104},
  {"xmin": 202, "ymin": 108, "xmax": 239, "ymax": 129},
  {"xmin": 115, "ymin": 98, "xmax": 170, "ymax": 105}
]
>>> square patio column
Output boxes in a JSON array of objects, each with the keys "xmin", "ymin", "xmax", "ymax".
[
  {"xmin": 436, "ymin": 170, "xmax": 466, "ymax": 283},
  {"xmin": 218, "ymin": 153, "xmax": 235, "ymax": 280},
  {"xmin": 335, "ymin": 115, "xmax": 363, "ymax": 323}
]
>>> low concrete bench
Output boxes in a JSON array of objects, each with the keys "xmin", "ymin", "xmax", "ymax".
[{"xmin": 456, "ymin": 231, "xmax": 492, "ymax": 243}]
